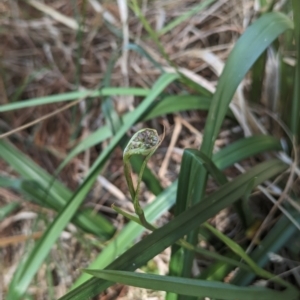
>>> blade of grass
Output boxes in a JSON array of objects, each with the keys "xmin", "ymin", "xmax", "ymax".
[
  {"xmin": 202, "ymin": 12, "xmax": 293, "ymax": 156},
  {"xmin": 129, "ymin": 0, "xmax": 213, "ymax": 98},
  {"xmin": 291, "ymin": 0, "xmax": 300, "ymax": 138},
  {"xmin": 0, "ymin": 202, "xmax": 19, "ymax": 222},
  {"xmin": 232, "ymin": 212, "xmax": 300, "ymax": 286},
  {"xmin": 0, "ymin": 88, "xmax": 149, "ymax": 112},
  {"xmin": 101, "ymin": 49, "xmax": 122, "ymax": 134},
  {"xmin": 280, "ymin": 54, "xmax": 294, "ymax": 133},
  {"xmin": 127, "ymin": 43, "xmax": 212, "ymax": 98},
  {"xmin": 10, "ymin": 69, "xmax": 48, "ymax": 103},
  {"xmin": 82, "ymin": 269, "xmax": 295, "ymax": 300},
  {"xmin": 249, "ymin": 0, "xmax": 277, "ymax": 104},
  {"xmin": 0, "ymin": 177, "xmax": 54, "ymax": 209},
  {"xmin": 249, "ymin": 51, "xmax": 267, "ymax": 104},
  {"xmin": 184, "ymin": 149, "xmax": 252, "ymax": 227},
  {"xmin": 144, "ymin": 95, "xmax": 232, "ymax": 121},
  {"xmin": 127, "ymin": 43, "xmax": 165, "ymax": 73},
  {"xmin": 158, "ymin": 0, "xmax": 215, "ymax": 36},
  {"xmin": 70, "ymin": 0, "xmax": 86, "ymax": 132},
  {"xmin": 53, "ymin": 127, "xmax": 111, "ymax": 175},
  {"xmin": 197, "ymin": 11, "xmax": 294, "ymax": 201},
  {"xmin": 213, "ymin": 135, "xmax": 282, "ymax": 169},
  {"xmin": 169, "ymin": 148, "xmax": 249, "ymax": 300},
  {"xmin": 197, "ymin": 252, "xmax": 240, "ymax": 281},
  {"xmin": 130, "ymin": 0, "xmax": 174, "ymax": 68},
  {"xmin": 179, "ymin": 75, "xmax": 213, "ymax": 97},
  {"xmin": 204, "ymin": 222, "xmax": 290, "ymax": 288}
]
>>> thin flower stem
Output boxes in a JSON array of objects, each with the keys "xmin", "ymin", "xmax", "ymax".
[
  {"xmin": 123, "ymin": 156, "xmax": 136, "ymax": 201},
  {"xmin": 111, "ymin": 204, "xmax": 141, "ymax": 225},
  {"xmin": 133, "ymin": 153, "xmax": 153, "ymax": 216}
]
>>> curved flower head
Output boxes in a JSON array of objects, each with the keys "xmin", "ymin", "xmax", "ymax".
[{"xmin": 123, "ymin": 128, "xmax": 160, "ymax": 158}]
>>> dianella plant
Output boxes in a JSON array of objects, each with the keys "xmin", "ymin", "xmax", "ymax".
[{"xmin": 1, "ymin": 1, "xmax": 300, "ymax": 300}]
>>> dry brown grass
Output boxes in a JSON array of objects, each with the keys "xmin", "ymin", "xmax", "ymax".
[{"xmin": 3, "ymin": 1, "xmax": 298, "ymax": 299}]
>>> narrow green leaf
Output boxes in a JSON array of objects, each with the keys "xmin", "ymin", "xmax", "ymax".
[
  {"xmin": 179, "ymin": 149, "xmax": 249, "ymax": 228},
  {"xmin": 204, "ymin": 222, "xmax": 291, "ymax": 288},
  {"xmin": 248, "ymin": 0, "xmax": 277, "ymax": 104},
  {"xmin": 0, "ymin": 88, "xmax": 149, "ymax": 112},
  {"xmin": 172, "ymin": 148, "xmax": 251, "ymax": 297},
  {"xmin": 158, "ymin": 0, "xmax": 216, "ymax": 36},
  {"xmin": 101, "ymin": 50, "xmax": 122, "ymax": 134},
  {"xmin": 82, "ymin": 269, "xmax": 296, "ymax": 300},
  {"xmin": 130, "ymin": 0, "xmax": 173, "ymax": 68},
  {"xmin": 232, "ymin": 212, "xmax": 300, "ymax": 286},
  {"xmin": 202, "ymin": 12, "xmax": 293, "ymax": 155},
  {"xmin": 249, "ymin": 51, "xmax": 267, "ymax": 103},
  {"xmin": 213, "ymin": 135, "xmax": 282, "ymax": 170},
  {"xmin": 0, "ymin": 202, "xmax": 19, "ymax": 222},
  {"xmin": 53, "ymin": 127, "xmax": 111, "ymax": 175},
  {"xmin": 127, "ymin": 43, "xmax": 164, "ymax": 73},
  {"xmin": 179, "ymin": 76, "xmax": 213, "ymax": 97},
  {"xmin": 291, "ymin": 0, "xmax": 300, "ymax": 138},
  {"xmin": 198, "ymin": 252, "xmax": 240, "ymax": 281},
  {"xmin": 10, "ymin": 69, "xmax": 47, "ymax": 103},
  {"xmin": 185, "ymin": 149, "xmax": 228, "ymax": 185},
  {"xmin": 144, "ymin": 95, "xmax": 217, "ymax": 120}
]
